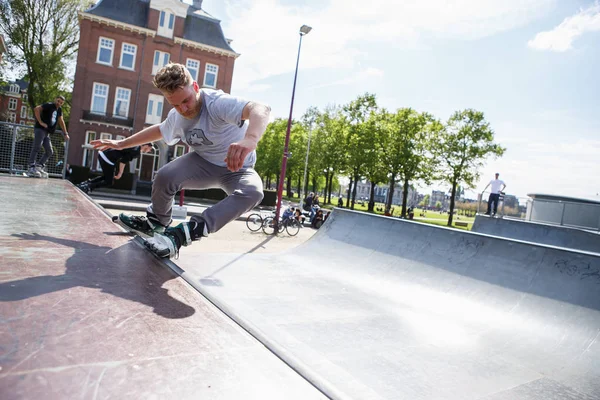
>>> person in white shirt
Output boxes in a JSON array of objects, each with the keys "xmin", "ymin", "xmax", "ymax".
[{"xmin": 482, "ymin": 173, "xmax": 506, "ymax": 216}]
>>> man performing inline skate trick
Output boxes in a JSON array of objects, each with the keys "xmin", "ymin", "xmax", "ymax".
[{"xmin": 91, "ymin": 63, "xmax": 270, "ymax": 258}]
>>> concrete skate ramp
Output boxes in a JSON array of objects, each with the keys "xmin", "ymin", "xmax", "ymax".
[
  {"xmin": 180, "ymin": 209, "xmax": 600, "ymax": 400},
  {"xmin": 472, "ymin": 215, "xmax": 600, "ymax": 254}
]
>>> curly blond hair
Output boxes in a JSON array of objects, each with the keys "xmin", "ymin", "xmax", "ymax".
[{"xmin": 152, "ymin": 63, "xmax": 193, "ymax": 93}]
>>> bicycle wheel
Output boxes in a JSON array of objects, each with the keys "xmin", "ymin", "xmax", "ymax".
[
  {"xmin": 246, "ymin": 213, "xmax": 263, "ymax": 232},
  {"xmin": 262, "ymin": 217, "xmax": 276, "ymax": 235},
  {"xmin": 285, "ymin": 219, "xmax": 301, "ymax": 236}
]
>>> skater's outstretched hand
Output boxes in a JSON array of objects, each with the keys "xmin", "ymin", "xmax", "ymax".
[
  {"xmin": 225, "ymin": 138, "xmax": 257, "ymax": 172},
  {"xmin": 91, "ymin": 138, "xmax": 123, "ymax": 151}
]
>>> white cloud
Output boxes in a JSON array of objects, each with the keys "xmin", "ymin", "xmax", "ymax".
[
  {"xmin": 528, "ymin": 1, "xmax": 600, "ymax": 51},
  {"xmin": 222, "ymin": 0, "xmax": 554, "ymax": 90}
]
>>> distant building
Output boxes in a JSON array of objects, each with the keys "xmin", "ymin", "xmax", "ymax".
[
  {"xmin": 0, "ymin": 79, "xmax": 34, "ymax": 125},
  {"xmin": 354, "ymin": 180, "xmax": 418, "ymax": 206},
  {"xmin": 68, "ymin": 0, "xmax": 239, "ymax": 182}
]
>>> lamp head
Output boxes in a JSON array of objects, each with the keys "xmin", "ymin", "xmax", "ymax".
[{"xmin": 300, "ymin": 25, "xmax": 312, "ymax": 35}]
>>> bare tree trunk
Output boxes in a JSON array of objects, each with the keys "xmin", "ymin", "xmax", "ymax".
[
  {"xmin": 401, "ymin": 177, "xmax": 409, "ymax": 217},
  {"xmin": 346, "ymin": 176, "xmax": 353, "ymax": 208},
  {"xmin": 351, "ymin": 172, "xmax": 359, "ymax": 210},
  {"xmin": 286, "ymin": 176, "xmax": 292, "ymax": 198},
  {"xmin": 368, "ymin": 182, "xmax": 376, "ymax": 212},
  {"xmin": 327, "ymin": 173, "xmax": 333, "ymax": 204},
  {"xmin": 385, "ymin": 174, "xmax": 396, "ymax": 214},
  {"xmin": 448, "ymin": 179, "xmax": 457, "ymax": 226}
]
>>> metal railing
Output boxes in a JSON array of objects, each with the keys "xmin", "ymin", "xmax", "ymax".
[
  {"xmin": 0, "ymin": 121, "xmax": 69, "ymax": 178},
  {"xmin": 477, "ymin": 191, "xmax": 600, "ymax": 231}
]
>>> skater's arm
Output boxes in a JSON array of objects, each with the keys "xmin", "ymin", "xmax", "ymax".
[
  {"xmin": 91, "ymin": 125, "xmax": 162, "ymax": 151},
  {"xmin": 114, "ymin": 162, "xmax": 126, "ymax": 179},
  {"xmin": 58, "ymin": 116, "xmax": 69, "ymax": 141},
  {"xmin": 34, "ymin": 105, "xmax": 48, "ymax": 129},
  {"xmin": 225, "ymin": 102, "xmax": 270, "ymax": 172}
]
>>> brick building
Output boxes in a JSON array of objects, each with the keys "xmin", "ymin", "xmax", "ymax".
[
  {"xmin": 68, "ymin": 0, "xmax": 238, "ymax": 182},
  {"xmin": 0, "ymin": 79, "xmax": 34, "ymax": 125}
]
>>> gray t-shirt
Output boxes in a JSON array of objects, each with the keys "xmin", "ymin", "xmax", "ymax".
[{"xmin": 159, "ymin": 89, "xmax": 253, "ymax": 167}]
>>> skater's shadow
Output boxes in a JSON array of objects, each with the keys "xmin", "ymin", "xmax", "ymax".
[{"xmin": 1, "ymin": 233, "xmax": 195, "ymax": 319}]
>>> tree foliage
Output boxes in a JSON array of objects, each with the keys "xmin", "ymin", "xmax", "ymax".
[
  {"xmin": 0, "ymin": 0, "xmax": 88, "ymax": 118},
  {"xmin": 436, "ymin": 109, "xmax": 505, "ymax": 226}
]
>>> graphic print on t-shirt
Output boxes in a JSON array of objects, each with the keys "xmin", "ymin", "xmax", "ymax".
[
  {"xmin": 186, "ymin": 128, "xmax": 213, "ymax": 146},
  {"xmin": 51, "ymin": 111, "xmax": 57, "ymax": 127}
]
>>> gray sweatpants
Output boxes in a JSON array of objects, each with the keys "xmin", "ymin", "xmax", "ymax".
[
  {"xmin": 28, "ymin": 128, "xmax": 53, "ymax": 167},
  {"xmin": 147, "ymin": 151, "xmax": 264, "ymax": 234}
]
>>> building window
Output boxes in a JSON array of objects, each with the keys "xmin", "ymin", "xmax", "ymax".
[
  {"xmin": 113, "ymin": 87, "xmax": 131, "ymax": 118},
  {"xmin": 152, "ymin": 51, "xmax": 170, "ymax": 75},
  {"xmin": 157, "ymin": 10, "xmax": 175, "ymax": 38},
  {"xmin": 186, "ymin": 58, "xmax": 200, "ymax": 82},
  {"xmin": 174, "ymin": 144, "xmax": 186, "ymax": 158},
  {"xmin": 9, "ymin": 84, "xmax": 19, "ymax": 93},
  {"xmin": 96, "ymin": 37, "xmax": 115, "ymax": 66},
  {"xmin": 119, "ymin": 43, "xmax": 137, "ymax": 70},
  {"xmin": 146, "ymin": 94, "xmax": 164, "ymax": 124},
  {"xmin": 7, "ymin": 112, "xmax": 16, "ymax": 122},
  {"xmin": 83, "ymin": 131, "xmax": 96, "ymax": 167},
  {"xmin": 116, "ymin": 135, "xmax": 126, "ymax": 141},
  {"xmin": 8, "ymin": 98, "xmax": 17, "ymax": 110},
  {"xmin": 20, "ymin": 106, "xmax": 28, "ymax": 119},
  {"xmin": 22, "ymin": 93, "xmax": 27, "ymax": 102},
  {"xmin": 203, "ymin": 63, "xmax": 218, "ymax": 88},
  {"xmin": 91, "ymin": 83, "xmax": 109, "ymax": 114}
]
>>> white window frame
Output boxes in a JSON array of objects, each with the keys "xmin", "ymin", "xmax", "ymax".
[
  {"xmin": 96, "ymin": 37, "xmax": 115, "ymax": 66},
  {"xmin": 119, "ymin": 42, "xmax": 137, "ymax": 71},
  {"xmin": 83, "ymin": 131, "xmax": 97, "ymax": 167},
  {"xmin": 157, "ymin": 10, "xmax": 175, "ymax": 38},
  {"xmin": 186, "ymin": 58, "xmax": 200, "ymax": 82},
  {"xmin": 145, "ymin": 93, "xmax": 164, "ymax": 124},
  {"xmin": 96, "ymin": 133, "xmax": 112, "ymax": 170},
  {"xmin": 116, "ymin": 135, "xmax": 126, "ymax": 141},
  {"xmin": 91, "ymin": 83, "xmax": 109, "ymax": 115},
  {"xmin": 152, "ymin": 50, "xmax": 170, "ymax": 75},
  {"xmin": 22, "ymin": 93, "xmax": 27, "ymax": 102},
  {"xmin": 9, "ymin": 84, "xmax": 19, "ymax": 93},
  {"xmin": 20, "ymin": 105, "xmax": 28, "ymax": 119},
  {"xmin": 8, "ymin": 98, "xmax": 17, "ymax": 110},
  {"xmin": 113, "ymin": 87, "xmax": 131, "ymax": 118},
  {"xmin": 203, "ymin": 63, "xmax": 219, "ymax": 88},
  {"xmin": 174, "ymin": 144, "xmax": 187, "ymax": 159},
  {"xmin": 7, "ymin": 112, "xmax": 16, "ymax": 123}
]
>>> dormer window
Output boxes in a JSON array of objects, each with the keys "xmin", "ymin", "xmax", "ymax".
[
  {"xmin": 158, "ymin": 10, "xmax": 175, "ymax": 38},
  {"xmin": 9, "ymin": 84, "xmax": 19, "ymax": 93}
]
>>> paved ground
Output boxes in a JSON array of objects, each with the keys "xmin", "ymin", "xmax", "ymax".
[{"xmin": 0, "ymin": 176, "xmax": 325, "ymax": 400}]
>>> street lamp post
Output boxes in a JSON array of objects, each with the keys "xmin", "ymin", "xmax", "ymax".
[
  {"xmin": 299, "ymin": 124, "xmax": 313, "ymax": 211},
  {"xmin": 274, "ymin": 24, "xmax": 312, "ymax": 232}
]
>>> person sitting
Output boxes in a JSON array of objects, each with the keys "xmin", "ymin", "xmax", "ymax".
[
  {"xmin": 294, "ymin": 208, "xmax": 305, "ymax": 224},
  {"xmin": 311, "ymin": 209, "xmax": 324, "ymax": 229}
]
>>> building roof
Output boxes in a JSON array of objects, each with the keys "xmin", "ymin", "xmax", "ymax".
[
  {"xmin": 85, "ymin": 0, "xmax": 235, "ymax": 53},
  {"xmin": 1, "ymin": 78, "xmax": 29, "ymax": 92}
]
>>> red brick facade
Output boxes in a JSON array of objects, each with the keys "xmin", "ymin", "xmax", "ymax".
[
  {"xmin": 0, "ymin": 82, "xmax": 34, "ymax": 125},
  {"xmin": 68, "ymin": 4, "xmax": 237, "ymax": 179}
]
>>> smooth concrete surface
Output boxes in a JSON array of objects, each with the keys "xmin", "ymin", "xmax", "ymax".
[
  {"xmin": 175, "ymin": 209, "xmax": 600, "ymax": 400},
  {"xmin": 472, "ymin": 215, "xmax": 600, "ymax": 254},
  {"xmin": 0, "ymin": 176, "xmax": 326, "ymax": 400}
]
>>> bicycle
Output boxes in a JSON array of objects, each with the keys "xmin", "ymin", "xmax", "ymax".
[
  {"xmin": 245, "ymin": 207, "xmax": 275, "ymax": 232},
  {"xmin": 262, "ymin": 215, "xmax": 302, "ymax": 236}
]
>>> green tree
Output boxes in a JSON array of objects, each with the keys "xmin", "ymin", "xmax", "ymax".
[
  {"xmin": 255, "ymin": 118, "xmax": 287, "ymax": 188},
  {"xmin": 0, "ymin": 0, "xmax": 89, "ymax": 120},
  {"xmin": 342, "ymin": 93, "xmax": 378, "ymax": 209},
  {"xmin": 436, "ymin": 109, "xmax": 505, "ymax": 226}
]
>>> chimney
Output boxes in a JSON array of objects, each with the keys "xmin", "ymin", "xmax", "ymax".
[{"xmin": 192, "ymin": 0, "xmax": 203, "ymax": 8}]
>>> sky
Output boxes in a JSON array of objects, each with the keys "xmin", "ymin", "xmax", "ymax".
[{"xmin": 196, "ymin": 0, "xmax": 600, "ymax": 201}]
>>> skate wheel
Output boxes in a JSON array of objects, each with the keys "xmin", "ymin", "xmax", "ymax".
[{"xmin": 112, "ymin": 215, "xmax": 118, "ymax": 222}]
